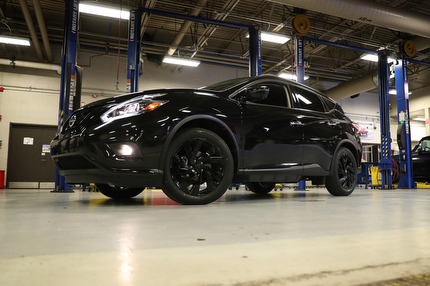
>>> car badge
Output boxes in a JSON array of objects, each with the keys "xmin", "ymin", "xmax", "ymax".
[{"xmin": 69, "ymin": 115, "xmax": 77, "ymax": 128}]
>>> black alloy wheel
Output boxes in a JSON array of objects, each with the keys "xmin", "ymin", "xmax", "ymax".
[
  {"xmin": 247, "ymin": 182, "xmax": 275, "ymax": 194},
  {"xmin": 162, "ymin": 128, "xmax": 234, "ymax": 205},
  {"xmin": 96, "ymin": 184, "xmax": 144, "ymax": 199},
  {"xmin": 325, "ymin": 147, "xmax": 357, "ymax": 196}
]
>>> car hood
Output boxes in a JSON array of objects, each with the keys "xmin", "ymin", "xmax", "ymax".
[{"xmin": 81, "ymin": 88, "xmax": 202, "ymax": 110}]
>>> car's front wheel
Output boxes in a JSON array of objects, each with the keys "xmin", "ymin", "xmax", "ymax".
[
  {"xmin": 162, "ymin": 128, "xmax": 234, "ymax": 205},
  {"xmin": 247, "ymin": 182, "xmax": 275, "ymax": 194},
  {"xmin": 325, "ymin": 147, "xmax": 357, "ymax": 196},
  {"xmin": 96, "ymin": 184, "xmax": 144, "ymax": 199}
]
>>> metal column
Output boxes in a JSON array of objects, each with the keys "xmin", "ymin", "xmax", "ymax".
[
  {"xmin": 248, "ymin": 29, "xmax": 262, "ymax": 76},
  {"xmin": 127, "ymin": 9, "xmax": 140, "ymax": 92},
  {"xmin": 377, "ymin": 54, "xmax": 393, "ymax": 189},
  {"xmin": 295, "ymin": 37, "xmax": 306, "ymax": 190},
  {"xmin": 395, "ymin": 58, "xmax": 415, "ymax": 188},
  {"xmin": 54, "ymin": 0, "xmax": 79, "ymax": 192}
]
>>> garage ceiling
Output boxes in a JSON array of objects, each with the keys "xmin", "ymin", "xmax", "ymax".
[{"xmin": 1, "ymin": 0, "xmax": 430, "ymax": 96}]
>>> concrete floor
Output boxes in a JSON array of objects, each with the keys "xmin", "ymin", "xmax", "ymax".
[{"xmin": 1, "ymin": 186, "xmax": 430, "ymax": 286}]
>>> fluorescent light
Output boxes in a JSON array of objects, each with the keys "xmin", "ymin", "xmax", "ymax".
[
  {"xmin": 360, "ymin": 53, "xmax": 395, "ymax": 63},
  {"xmin": 246, "ymin": 31, "xmax": 290, "ymax": 44},
  {"xmin": 389, "ymin": 90, "xmax": 412, "ymax": 95},
  {"xmin": 278, "ymin": 73, "xmax": 309, "ymax": 81},
  {"xmin": 412, "ymin": 117, "xmax": 426, "ymax": 122},
  {"xmin": 162, "ymin": 56, "xmax": 200, "ymax": 67},
  {"xmin": 79, "ymin": 3, "xmax": 130, "ymax": 19},
  {"xmin": 0, "ymin": 35, "xmax": 31, "ymax": 46}
]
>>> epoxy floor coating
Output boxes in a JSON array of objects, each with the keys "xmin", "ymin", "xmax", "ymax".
[{"xmin": 1, "ymin": 187, "xmax": 430, "ymax": 286}]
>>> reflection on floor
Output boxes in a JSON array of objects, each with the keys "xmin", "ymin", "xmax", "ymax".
[{"xmin": 1, "ymin": 187, "xmax": 430, "ymax": 286}]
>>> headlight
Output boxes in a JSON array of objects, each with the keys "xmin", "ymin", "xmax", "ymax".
[{"xmin": 101, "ymin": 95, "xmax": 168, "ymax": 123}]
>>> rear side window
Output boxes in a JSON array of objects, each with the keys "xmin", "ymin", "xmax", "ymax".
[{"xmin": 289, "ymin": 85, "xmax": 325, "ymax": 112}]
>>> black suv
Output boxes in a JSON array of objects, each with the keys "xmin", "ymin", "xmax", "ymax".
[{"xmin": 51, "ymin": 75, "xmax": 362, "ymax": 204}]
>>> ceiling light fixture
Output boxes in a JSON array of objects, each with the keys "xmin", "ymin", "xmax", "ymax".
[
  {"xmin": 278, "ymin": 73, "xmax": 309, "ymax": 81},
  {"xmin": 162, "ymin": 56, "xmax": 201, "ymax": 67},
  {"xmin": 246, "ymin": 31, "xmax": 290, "ymax": 44},
  {"xmin": 0, "ymin": 35, "xmax": 31, "ymax": 46},
  {"xmin": 79, "ymin": 3, "xmax": 130, "ymax": 19},
  {"xmin": 412, "ymin": 117, "xmax": 426, "ymax": 122},
  {"xmin": 389, "ymin": 90, "xmax": 412, "ymax": 95},
  {"xmin": 360, "ymin": 53, "xmax": 395, "ymax": 63}
]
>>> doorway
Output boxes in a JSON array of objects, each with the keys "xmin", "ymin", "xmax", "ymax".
[{"xmin": 6, "ymin": 123, "xmax": 57, "ymax": 188}]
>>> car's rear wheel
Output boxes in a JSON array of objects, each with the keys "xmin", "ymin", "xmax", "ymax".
[
  {"xmin": 162, "ymin": 128, "xmax": 234, "ymax": 205},
  {"xmin": 325, "ymin": 147, "xmax": 357, "ymax": 196},
  {"xmin": 247, "ymin": 182, "xmax": 275, "ymax": 194},
  {"xmin": 96, "ymin": 184, "xmax": 144, "ymax": 199}
]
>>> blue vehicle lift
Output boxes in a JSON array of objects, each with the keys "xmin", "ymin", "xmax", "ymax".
[
  {"xmin": 53, "ymin": 0, "xmax": 80, "ymax": 192},
  {"xmin": 126, "ymin": 8, "xmax": 262, "ymax": 93},
  {"xmin": 295, "ymin": 37, "xmax": 306, "ymax": 190},
  {"xmin": 300, "ymin": 36, "xmax": 394, "ymax": 189},
  {"xmin": 395, "ymin": 58, "xmax": 415, "ymax": 188}
]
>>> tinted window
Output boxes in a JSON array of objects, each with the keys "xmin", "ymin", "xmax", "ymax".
[
  {"xmin": 413, "ymin": 138, "xmax": 430, "ymax": 153},
  {"xmin": 289, "ymin": 85, "xmax": 325, "ymax": 112},
  {"xmin": 247, "ymin": 83, "xmax": 289, "ymax": 107}
]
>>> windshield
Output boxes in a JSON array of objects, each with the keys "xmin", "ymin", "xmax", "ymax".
[{"xmin": 200, "ymin": 77, "xmax": 249, "ymax": 92}]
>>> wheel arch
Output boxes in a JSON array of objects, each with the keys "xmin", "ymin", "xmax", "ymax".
[
  {"xmin": 329, "ymin": 140, "xmax": 361, "ymax": 175},
  {"xmin": 159, "ymin": 115, "xmax": 240, "ymax": 174}
]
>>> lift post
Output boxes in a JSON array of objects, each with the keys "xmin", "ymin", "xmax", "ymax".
[
  {"xmin": 127, "ymin": 9, "xmax": 140, "ymax": 92},
  {"xmin": 53, "ymin": 0, "xmax": 79, "ymax": 193},
  {"xmin": 395, "ymin": 58, "xmax": 415, "ymax": 188},
  {"xmin": 248, "ymin": 29, "xmax": 262, "ymax": 76},
  {"xmin": 377, "ymin": 54, "xmax": 393, "ymax": 189},
  {"xmin": 295, "ymin": 36, "xmax": 306, "ymax": 190}
]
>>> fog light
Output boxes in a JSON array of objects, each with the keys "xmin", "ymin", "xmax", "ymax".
[
  {"xmin": 119, "ymin": 145, "xmax": 133, "ymax": 155},
  {"xmin": 108, "ymin": 143, "xmax": 143, "ymax": 158}
]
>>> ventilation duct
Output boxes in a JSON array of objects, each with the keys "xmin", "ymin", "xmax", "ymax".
[
  {"xmin": 0, "ymin": 58, "xmax": 61, "ymax": 74},
  {"xmin": 324, "ymin": 71, "xmax": 378, "ymax": 101},
  {"xmin": 268, "ymin": 0, "xmax": 430, "ymax": 39}
]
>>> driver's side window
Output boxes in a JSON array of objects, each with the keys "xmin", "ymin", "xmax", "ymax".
[
  {"xmin": 415, "ymin": 139, "xmax": 430, "ymax": 153},
  {"xmin": 421, "ymin": 140, "xmax": 430, "ymax": 153},
  {"xmin": 246, "ymin": 83, "xmax": 289, "ymax": 107}
]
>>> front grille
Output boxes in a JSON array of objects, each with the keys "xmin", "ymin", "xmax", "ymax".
[
  {"xmin": 62, "ymin": 108, "xmax": 97, "ymax": 135},
  {"xmin": 56, "ymin": 155, "xmax": 97, "ymax": 170}
]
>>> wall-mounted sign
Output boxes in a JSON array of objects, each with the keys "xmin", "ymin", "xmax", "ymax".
[
  {"xmin": 23, "ymin": 137, "xmax": 34, "ymax": 145},
  {"xmin": 42, "ymin": 144, "xmax": 50, "ymax": 153}
]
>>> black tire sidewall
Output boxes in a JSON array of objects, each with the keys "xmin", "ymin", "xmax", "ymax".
[
  {"xmin": 247, "ymin": 182, "xmax": 275, "ymax": 194},
  {"xmin": 96, "ymin": 184, "xmax": 143, "ymax": 199},
  {"xmin": 162, "ymin": 128, "xmax": 234, "ymax": 204},
  {"xmin": 326, "ymin": 147, "xmax": 357, "ymax": 196}
]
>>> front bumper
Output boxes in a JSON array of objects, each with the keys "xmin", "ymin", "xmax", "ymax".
[{"xmin": 51, "ymin": 110, "xmax": 169, "ymax": 188}]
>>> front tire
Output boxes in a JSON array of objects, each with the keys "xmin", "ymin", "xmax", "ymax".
[
  {"xmin": 96, "ymin": 184, "xmax": 144, "ymax": 199},
  {"xmin": 247, "ymin": 182, "xmax": 275, "ymax": 194},
  {"xmin": 162, "ymin": 128, "xmax": 234, "ymax": 205},
  {"xmin": 325, "ymin": 147, "xmax": 357, "ymax": 196}
]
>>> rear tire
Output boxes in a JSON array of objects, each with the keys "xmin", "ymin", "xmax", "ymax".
[
  {"xmin": 325, "ymin": 147, "xmax": 357, "ymax": 196},
  {"xmin": 247, "ymin": 182, "xmax": 275, "ymax": 194},
  {"xmin": 96, "ymin": 184, "xmax": 143, "ymax": 199},
  {"xmin": 162, "ymin": 128, "xmax": 234, "ymax": 205}
]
